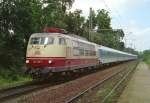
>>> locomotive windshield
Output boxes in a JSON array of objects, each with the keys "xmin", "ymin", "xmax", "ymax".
[{"xmin": 30, "ymin": 37, "xmax": 54, "ymax": 45}]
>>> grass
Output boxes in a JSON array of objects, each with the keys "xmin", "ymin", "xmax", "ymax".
[
  {"xmin": 144, "ymin": 58, "xmax": 150, "ymax": 68},
  {"xmin": 103, "ymin": 91, "xmax": 117, "ymax": 103},
  {"xmin": 145, "ymin": 59, "xmax": 150, "ymax": 64},
  {"xmin": 0, "ymin": 76, "xmax": 31, "ymax": 88},
  {"xmin": 142, "ymin": 52, "xmax": 150, "ymax": 67},
  {"xmin": 0, "ymin": 67, "xmax": 32, "ymax": 88}
]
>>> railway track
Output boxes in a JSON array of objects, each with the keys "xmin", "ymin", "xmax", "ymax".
[
  {"xmin": 0, "ymin": 80, "xmax": 52, "ymax": 101},
  {"xmin": 66, "ymin": 61, "xmax": 139, "ymax": 103},
  {"xmin": 65, "ymin": 69, "xmax": 124, "ymax": 103},
  {"xmin": 4, "ymin": 61, "xmax": 137, "ymax": 103},
  {"xmin": 0, "ymin": 68, "xmax": 105, "ymax": 102},
  {"xmin": 0, "ymin": 75, "xmax": 79, "ymax": 102},
  {"xmin": 0, "ymin": 61, "xmax": 138, "ymax": 103}
]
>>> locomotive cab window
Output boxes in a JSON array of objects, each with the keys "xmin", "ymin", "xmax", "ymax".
[
  {"xmin": 59, "ymin": 38, "xmax": 66, "ymax": 45},
  {"xmin": 30, "ymin": 37, "xmax": 54, "ymax": 45},
  {"xmin": 30, "ymin": 37, "xmax": 40, "ymax": 44}
]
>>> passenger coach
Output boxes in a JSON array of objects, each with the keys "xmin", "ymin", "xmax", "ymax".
[{"xmin": 98, "ymin": 46, "xmax": 137, "ymax": 64}]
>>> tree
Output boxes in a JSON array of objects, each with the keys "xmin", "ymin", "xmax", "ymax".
[
  {"xmin": 91, "ymin": 9, "xmax": 125, "ymax": 50},
  {"xmin": 142, "ymin": 50, "xmax": 150, "ymax": 61},
  {"xmin": 0, "ymin": 0, "xmax": 43, "ymax": 70},
  {"xmin": 96, "ymin": 9, "xmax": 111, "ymax": 30},
  {"xmin": 41, "ymin": 0, "xmax": 74, "ymax": 29},
  {"xmin": 100, "ymin": 29, "xmax": 125, "ymax": 49},
  {"xmin": 65, "ymin": 9, "xmax": 85, "ymax": 35},
  {"xmin": 61, "ymin": 0, "xmax": 75, "ymax": 12}
]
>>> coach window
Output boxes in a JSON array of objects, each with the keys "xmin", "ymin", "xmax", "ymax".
[
  {"xmin": 85, "ymin": 50, "xmax": 89, "ymax": 56},
  {"xmin": 73, "ymin": 47, "xmax": 80, "ymax": 56},
  {"xmin": 79, "ymin": 48, "xmax": 84, "ymax": 56},
  {"xmin": 59, "ymin": 38, "xmax": 66, "ymax": 45}
]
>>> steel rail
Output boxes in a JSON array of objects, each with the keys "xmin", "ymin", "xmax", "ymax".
[
  {"xmin": 0, "ymin": 61, "xmax": 138, "ymax": 102},
  {"xmin": 65, "ymin": 62, "xmax": 139, "ymax": 103},
  {"xmin": 0, "ymin": 81, "xmax": 35, "ymax": 92},
  {"xmin": 101, "ymin": 62, "xmax": 139, "ymax": 103},
  {"xmin": 0, "ymin": 80, "xmax": 52, "ymax": 101}
]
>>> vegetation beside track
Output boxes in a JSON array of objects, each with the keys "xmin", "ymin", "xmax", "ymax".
[
  {"xmin": 0, "ymin": 67, "xmax": 31, "ymax": 88},
  {"xmin": 141, "ymin": 50, "xmax": 150, "ymax": 66}
]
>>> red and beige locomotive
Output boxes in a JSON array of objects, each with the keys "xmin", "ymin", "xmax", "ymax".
[{"xmin": 25, "ymin": 28, "xmax": 137, "ymax": 78}]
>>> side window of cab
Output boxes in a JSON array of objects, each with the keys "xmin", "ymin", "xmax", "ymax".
[{"xmin": 59, "ymin": 38, "xmax": 66, "ymax": 45}]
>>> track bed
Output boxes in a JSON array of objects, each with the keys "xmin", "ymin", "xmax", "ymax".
[{"xmin": 1, "ymin": 61, "xmax": 138, "ymax": 103}]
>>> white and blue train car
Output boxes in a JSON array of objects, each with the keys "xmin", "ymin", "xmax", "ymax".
[{"xmin": 98, "ymin": 45, "xmax": 137, "ymax": 64}]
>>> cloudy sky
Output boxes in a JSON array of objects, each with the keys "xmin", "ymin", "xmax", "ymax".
[{"xmin": 71, "ymin": 0, "xmax": 150, "ymax": 51}]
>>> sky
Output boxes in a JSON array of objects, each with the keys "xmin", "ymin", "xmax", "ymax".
[{"xmin": 71, "ymin": 0, "xmax": 150, "ymax": 51}]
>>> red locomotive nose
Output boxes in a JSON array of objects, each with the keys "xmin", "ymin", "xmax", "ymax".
[
  {"xmin": 26, "ymin": 57, "xmax": 66, "ymax": 68},
  {"xmin": 26, "ymin": 59, "xmax": 47, "ymax": 68}
]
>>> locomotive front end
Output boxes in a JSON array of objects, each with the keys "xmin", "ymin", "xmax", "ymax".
[{"xmin": 26, "ymin": 33, "xmax": 67, "ymax": 78}]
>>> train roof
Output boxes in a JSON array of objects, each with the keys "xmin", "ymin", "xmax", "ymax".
[
  {"xmin": 31, "ymin": 33, "xmax": 96, "ymax": 46},
  {"xmin": 30, "ymin": 33, "xmax": 137, "ymax": 57}
]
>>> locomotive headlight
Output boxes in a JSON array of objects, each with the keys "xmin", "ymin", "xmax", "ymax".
[
  {"xmin": 26, "ymin": 60, "xmax": 29, "ymax": 63},
  {"xmin": 48, "ymin": 60, "xmax": 52, "ymax": 64}
]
